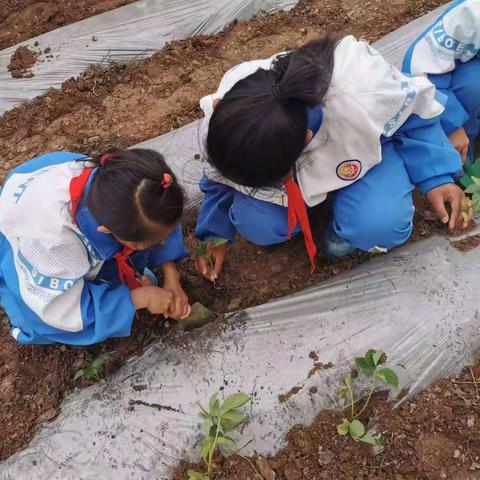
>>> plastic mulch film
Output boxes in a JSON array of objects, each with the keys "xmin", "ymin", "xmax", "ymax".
[
  {"xmin": 2, "ymin": 236, "xmax": 480, "ymax": 480},
  {"xmin": 3, "ymin": 2, "xmax": 479, "ymax": 479},
  {"xmin": 0, "ymin": 0, "xmax": 298, "ymax": 115}
]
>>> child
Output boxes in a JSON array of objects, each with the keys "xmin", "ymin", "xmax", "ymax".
[
  {"xmin": 0, "ymin": 149, "xmax": 191, "ymax": 345},
  {"xmin": 195, "ymin": 35, "xmax": 473, "ymax": 280},
  {"xmin": 403, "ymin": 0, "xmax": 480, "ymax": 163}
]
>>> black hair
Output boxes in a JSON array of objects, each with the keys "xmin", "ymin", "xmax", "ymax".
[
  {"xmin": 86, "ymin": 148, "xmax": 184, "ymax": 242},
  {"xmin": 206, "ymin": 35, "xmax": 339, "ymax": 188}
]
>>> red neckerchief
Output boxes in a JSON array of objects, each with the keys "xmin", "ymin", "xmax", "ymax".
[
  {"xmin": 69, "ymin": 167, "xmax": 142, "ymax": 289},
  {"xmin": 284, "ymin": 173, "xmax": 317, "ymax": 273}
]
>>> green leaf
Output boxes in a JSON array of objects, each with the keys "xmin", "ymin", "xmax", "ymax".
[
  {"xmin": 90, "ymin": 355, "xmax": 107, "ymax": 370},
  {"xmin": 209, "ymin": 424, "xmax": 219, "ymax": 439},
  {"xmin": 355, "ymin": 357, "xmax": 375, "ymax": 377},
  {"xmin": 337, "ymin": 419, "xmax": 350, "ymax": 436},
  {"xmin": 344, "ymin": 373, "xmax": 352, "ymax": 387},
  {"xmin": 201, "ymin": 438, "xmax": 213, "ymax": 463},
  {"xmin": 371, "ymin": 350, "xmax": 383, "ymax": 367},
  {"xmin": 209, "ymin": 393, "xmax": 220, "ymax": 417},
  {"xmin": 210, "ymin": 238, "xmax": 228, "ymax": 248},
  {"xmin": 376, "ymin": 368, "xmax": 399, "ymax": 388},
  {"xmin": 465, "ymin": 184, "xmax": 480, "ymax": 194},
  {"xmin": 359, "ymin": 433, "xmax": 380, "ymax": 446},
  {"xmin": 216, "ymin": 436, "xmax": 236, "ymax": 447},
  {"xmin": 221, "ymin": 393, "xmax": 250, "ymax": 413},
  {"xmin": 198, "ymin": 240, "xmax": 209, "ymax": 259},
  {"xmin": 198, "ymin": 403, "xmax": 210, "ymax": 419},
  {"xmin": 337, "ymin": 385, "xmax": 348, "ymax": 400},
  {"xmin": 472, "ymin": 176, "xmax": 480, "ymax": 186},
  {"xmin": 220, "ymin": 410, "xmax": 245, "ymax": 431},
  {"xmin": 460, "ymin": 173, "xmax": 473, "ymax": 188},
  {"xmin": 73, "ymin": 369, "xmax": 85, "ymax": 381},
  {"xmin": 348, "ymin": 419, "xmax": 365, "ymax": 440},
  {"xmin": 188, "ymin": 470, "xmax": 209, "ymax": 480}
]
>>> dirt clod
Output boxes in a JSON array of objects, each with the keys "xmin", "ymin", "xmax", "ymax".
[{"xmin": 7, "ymin": 45, "xmax": 38, "ymax": 78}]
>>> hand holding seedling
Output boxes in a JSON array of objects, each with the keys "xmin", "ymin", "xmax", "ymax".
[
  {"xmin": 196, "ymin": 238, "xmax": 228, "ymax": 282},
  {"xmin": 427, "ymin": 183, "xmax": 472, "ymax": 230}
]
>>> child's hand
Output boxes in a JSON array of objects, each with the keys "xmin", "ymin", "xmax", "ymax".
[
  {"xmin": 427, "ymin": 183, "xmax": 473, "ymax": 230},
  {"xmin": 131, "ymin": 286, "xmax": 173, "ymax": 315},
  {"xmin": 195, "ymin": 240, "xmax": 228, "ymax": 281},
  {"xmin": 164, "ymin": 282, "xmax": 191, "ymax": 320},
  {"xmin": 448, "ymin": 127, "xmax": 470, "ymax": 163},
  {"xmin": 161, "ymin": 261, "xmax": 191, "ymax": 319}
]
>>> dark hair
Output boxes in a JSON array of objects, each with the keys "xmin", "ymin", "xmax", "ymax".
[
  {"xmin": 87, "ymin": 148, "xmax": 184, "ymax": 241},
  {"xmin": 206, "ymin": 35, "xmax": 338, "ymax": 188}
]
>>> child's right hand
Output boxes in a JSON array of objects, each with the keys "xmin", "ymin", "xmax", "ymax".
[
  {"xmin": 131, "ymin": 286, "xmax": 173, "ymax": 315},
  {"xmin": 195, "ymin": 240, "xmax": 228, "ymax": 281}
]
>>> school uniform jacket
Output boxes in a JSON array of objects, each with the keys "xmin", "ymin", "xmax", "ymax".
[
  {"xmin": 403, "ymin": 0, "xmax": 480, "ymax": 135},
  {"xmin": 196, "ymin": 35, "xmax": 462, "ymax": 243},
  {"xmin": 0, "ymin": 152, "xmax": 188, "ymax": 345}
]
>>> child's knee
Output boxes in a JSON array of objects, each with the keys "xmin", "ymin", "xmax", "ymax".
[
  {"xmin": 335, "ymin": 197, "xmax": 414, "ymax": 252},
  {"xmin": 230, "ymin": 195, "xmax": 299, "ymax": 246}
]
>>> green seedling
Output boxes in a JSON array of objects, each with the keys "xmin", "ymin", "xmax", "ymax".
[
  {"xmin": 73, "ymin": 354, "xmax": 107, "ymax": 382},
  {"xmin": 198, "ymin": 238, "xmax": 228, "ymax": 282},
  {"xmin": 188, "ymin": 392, "xmax": 251, "ymax": 480},
  {"xmin": 337, "ymin": 349, "xmax": 398, "ymax": 447},
  {"xmin": 460, "ymin": 157, "xmax": 480, "ymax": 221}
]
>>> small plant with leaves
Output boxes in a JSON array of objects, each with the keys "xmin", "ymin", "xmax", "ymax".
[
  {"xmin": 188, "ymin": 392, "xmax": 251, "ymax": 480},
  {"xmin": 197, "ymin": 237, "xmax": 228, "ymax": 282},
  {"xmin": 73, "ymin": 354, "xmax": 107, "ymax": 382},
  {"xmin": 337, "ymin": 349, "xmax": 398, "ymax": 447},
  {"xmin": 460, "ymin": 157, "xmax": 480, "ymax": 221}
]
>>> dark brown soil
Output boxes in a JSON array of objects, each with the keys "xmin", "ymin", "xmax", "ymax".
[
  {"xmin": 0, "ymin": 0, "xmax": 472, "ymax": 467},
  {"xmin": 0, "ymin": 0, "xmax": 137, "ymax": 50},
  {"xmin": 173, "ymin": 361, "xmax": 480, "ymax": 480},
  {"xmin": 7, "ymin": 45, "xmax": 38, "ymax": 77}
]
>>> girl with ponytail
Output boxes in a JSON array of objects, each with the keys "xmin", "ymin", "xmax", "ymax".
[
  {"xmin": 195, "ymin": 34, "xmax": 473, "ymax": 280},
  {"xmin": 0, "ymin": 148, "xmax": 190, "ymax": 345}
]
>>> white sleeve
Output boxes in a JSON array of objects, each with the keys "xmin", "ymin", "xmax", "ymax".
[{"xmin": 408, "ymin": 0, "xmax": 480, "ymax": 75}]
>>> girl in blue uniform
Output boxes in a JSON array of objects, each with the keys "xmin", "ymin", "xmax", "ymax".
[
  {"xmin": 195, "ymin": 34, "xmax": 473, "ymax": 280},
  {"xmin": 403, "ymin": 0, "xmax": 480, "ymax": 163},
  {"xmin": 0, "ymin": 149, "xmax": 190, "ymax": 345}
]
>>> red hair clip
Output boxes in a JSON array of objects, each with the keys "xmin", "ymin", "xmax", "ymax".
[
  {"xmin": 161, "ymin": 172, "xmax": 173, "ymax": 189},
  {"xmin": 100, "ymin": 153, "xmax": 113, "ymax": 167}
]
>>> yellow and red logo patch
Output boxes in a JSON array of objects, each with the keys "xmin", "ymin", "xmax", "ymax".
[{"xmin": 336, "ymin": 160, "xmax": 362, "ymax": 181}]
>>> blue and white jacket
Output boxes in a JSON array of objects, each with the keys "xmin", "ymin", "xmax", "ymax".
[
  {"xmin": 403, "ymin": 0, "xmax": 480, "ymax": 135},
  {"xmin": 0, "ymin": 152, "xmax": 189, "ymax": 345}
]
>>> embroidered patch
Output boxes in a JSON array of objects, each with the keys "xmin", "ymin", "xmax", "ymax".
[{"xmin": 336, "ymin": 160, "xmax": 362, "ymax": 181}]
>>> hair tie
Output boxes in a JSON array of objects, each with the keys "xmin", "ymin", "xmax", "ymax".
[
  {"xmin": 161, "ymin": 172, "xmax": 173, "ymax": 189},
  {"xmin": 100, "ymin": 153, "xmax": 113, "ymax": 167}
]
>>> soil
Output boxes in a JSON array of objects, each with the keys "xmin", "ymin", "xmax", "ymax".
[
  {"xmin": 0, "ymin": 0, "xmax": 137, "ymax": 50},
  {"xmin": 0, "ymin": 0, "xmax": 475, "ymax": 468},
  {"xmin": 173, "ymin": 361, "xmax": 480, "ymax": 480},
  {"xmin": 7, "ymin": 45, "xmax": 39, "ymax": 78}
]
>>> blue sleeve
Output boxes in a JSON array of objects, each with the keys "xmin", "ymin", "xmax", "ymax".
[
  {"xmin": 428, "ymin": 72, "xmax": 470, "ymax": 136},
  {"xmin": 148, "ymin": 223, "xmax": 189, "ymax": 268},
  {"xmin": 195, "ymin": 176, "xmax": 237, "ymax": 244},
  {"xmin": 393, "ymin": 113, "xmax": 462, "ymax": 194}
]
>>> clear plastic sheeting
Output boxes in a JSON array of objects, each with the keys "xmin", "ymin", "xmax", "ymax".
[
  {"xmin": 0, "ymin": 0, "xmax": 298, "ymax": 114},
  {"xmin": 2, "ymin": 236, "xmax": 480, "ymax": 480}
]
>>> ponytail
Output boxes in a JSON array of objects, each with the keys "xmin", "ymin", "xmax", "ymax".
[
  {"xmin": 87, "ymin": 148, "xmax": 184, "ymax": 242},
  {"xmin": 207, "ymin": 35, "xmax": 338, "ymax": 187}
]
